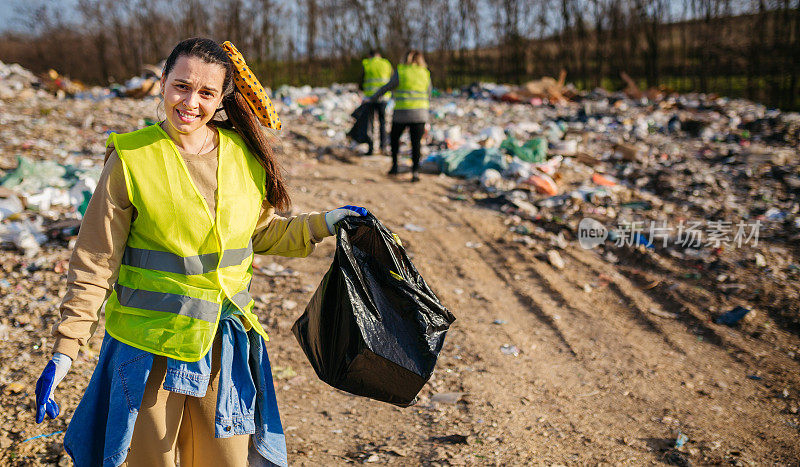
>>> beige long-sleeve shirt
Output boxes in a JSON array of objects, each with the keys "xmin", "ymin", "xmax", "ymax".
[{"xmin": 53, "ymin": 137, "xmax": 330, "ymax": 360}]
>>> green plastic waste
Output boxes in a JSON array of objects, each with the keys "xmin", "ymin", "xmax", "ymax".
[
  {"xmin": 500, "ymin": 137, "xmax": 547, "ymax": 164},
  {"xmin": 77, "ymin": 189, "xmax": 92, "ymax": 216},
  {"xmin": 438, "ymin": 148, "xmax": 508, "ymax": 179},
  {"xmin": 0, "ymin": 156, "xmax": 67, "ymax": 193}
]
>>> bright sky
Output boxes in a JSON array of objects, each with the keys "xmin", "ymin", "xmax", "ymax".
[
  {"xmin": 0, "ymin": 0, "xmax": 80, "ymax": 34},
  {"xmin": 0, "ymin": 2, "xmax": 16, "ymax": 32}
]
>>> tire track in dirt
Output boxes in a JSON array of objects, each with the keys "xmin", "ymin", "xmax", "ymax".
[
  {"xmin": 559, "ymin": 247, "xmax": 700, "ymax": 355},
  {"xmin": 563, "ymin": 247, "xmax": 757, "ymax": 371},
  {"xmin": 620, "ymin": 264, "xmax": 751, "ymax": 359},
  {"xmin": 568, "ymin": 245, "xmax": 799, "ymax": 377},
  {"xmin": 417, "ymin": 200, "xmax": 718, "ymax": 460},
  {"xmin": 451, "ymin": 202, "xmax": 689, "ymax": 358},
  {"xmin": 423, "ymin": 202, "xmax": 581, "ymax": 359},
  {"xmin": 613, "ymin": 254, "xmax": 800, "ymax": 390},
  {"xmin": 442, "ymin": 220, "xmax": 695, "ymax": 397},
  {"xmin": 634, "ymin": 275, "xmax": 800, "ymax": 397},
  {"xmin": 523, "ymin": 255, "xmax": 674, "ymax": 363}
]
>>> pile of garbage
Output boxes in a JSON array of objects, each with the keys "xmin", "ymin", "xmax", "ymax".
[
  {"xmin": 0, "ymin": 60, "xmax": 165, "ymax": 102},
  {"xmin": 0, "ymin": 156, "xmax": 100, "ymax": 256},
  {"xmin": 462, "ymin": 70, "xmax": 574, "ymax": 105},
  {"xmin": 0, "ymin": 62, "xmax": 156, "ymax": 258},
  {"xmin": 417, "ymin": 89, "xmax": 800, "ymax": 241},
  {"xmin": 0, "ymin": 60, "xmax": 40, "ymax": 100}
]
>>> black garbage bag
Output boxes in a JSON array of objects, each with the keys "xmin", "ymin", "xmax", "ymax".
[
  {"xmin": 346, "ymin": 103, "xmax": 371, "ymax": 144},
  {"xmin": 293, "ymin": 215, "xmax": 455, "ymax": 406}
]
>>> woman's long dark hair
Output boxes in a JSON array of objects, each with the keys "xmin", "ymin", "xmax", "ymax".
[{"xmin": 162, "ymin": 37, "xmax": 290, "ymax": 211}]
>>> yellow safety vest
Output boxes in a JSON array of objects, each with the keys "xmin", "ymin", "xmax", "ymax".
[
  {"xmin": 104, "ymin": 124, "xmax": 268, "ymax": 362},
  {"xmin": 394, "ymin": 64, "xmax": 430, "ymax": 110},
  {"xmin": 362, "ymin": 57, "xmax": 393, "ymax": 98}
]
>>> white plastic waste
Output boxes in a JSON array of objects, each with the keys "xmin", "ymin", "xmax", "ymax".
[
  {"xmin": 478, "ymin": 126, "xmax": 506, "ymax": 147},
  {"xmin": 0, "ymin": 219, "xmax": 47, "ymax": 256},
  {"xmin": 550, "ymin": 140, "xmax": 578, "ymax": 155},
  {"xmin": 25, "ymin": 187, "xmax": 71, "ymax": 211},
  {"xmin": 0, "ymin": 195, "xmax": 24, "ymax": 220},
  {"xmin": 480, "ymin": 168, "xmax": 503, "ymax": 189}
]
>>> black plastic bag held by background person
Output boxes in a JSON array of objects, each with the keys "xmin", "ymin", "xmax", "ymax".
[
  {"xmin": 346, "ymin": 103, "xmax": 371, "ymax": 144},
  {"xmin": 293, "ymin": 215, "xmax": 455, "ymax": 407}
]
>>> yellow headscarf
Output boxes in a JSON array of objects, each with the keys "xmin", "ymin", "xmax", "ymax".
[{"xmin": 222, "ymin": 41, "xmax": 281, "ymax": 131}]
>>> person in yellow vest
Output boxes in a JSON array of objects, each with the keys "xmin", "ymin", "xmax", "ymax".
[
  {"xmin": 360, "ymin": 49, "xmax": 393, "ymax": 155},
  {"xmin": 33, "ymin": 38, "xmax": 367, "ymax": 466},
  {"xmin": 369, "ymin": 50, "xmax": 431, "ymax": 182}
]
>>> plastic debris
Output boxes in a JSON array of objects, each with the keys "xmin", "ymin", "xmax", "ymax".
[
  {"xmin": 0, "ymin": 219, "xmax": 47, "ymax": 256},
  {"xmin": 437, "ymin": 148, "xmax": 508, "ymax": 179},
  {"xmin": 500, "ymin": 344, "xmax": 520, "ymax": 356},
  {"xmin": 674, "ymin": 432, "xmax": 689, "ymax": 448},
  {"xmin": 522, "ymin": 172, "xmax": 558, "ymax": 196},
  {"xmin": 500, "ymin": 136, "xmax": 547, "ymax": 163},
  {"xmin": 714, "ymin": 306, "xmax": 752, "ymax": 326},
  {"xmin": 430, "ymin": 392, "xmax": 465, "ymax": 404},
  {"xmin": 403, "ymin": 223, "xmax": 426, "ymax": 232},
  {"xmin": 22, "ymin": 431, "xmax": 64, "ymax": 443},
  {"xmin": 0, "ymin": 193, "xmax": 24, "ymax": 220}
]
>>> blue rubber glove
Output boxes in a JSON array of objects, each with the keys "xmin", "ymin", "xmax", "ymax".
[
  {"xmin": 35, "ymin": 352, "xmax": 72, "ymax": 423},
  {"xmin": 325, "ymin": 205, "xmax": 369, "ymax": 234}
]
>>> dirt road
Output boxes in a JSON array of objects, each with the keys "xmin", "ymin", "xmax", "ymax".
[{"xmin": 2, "ymin": 136, "xmax": 799, "ymax": 466}]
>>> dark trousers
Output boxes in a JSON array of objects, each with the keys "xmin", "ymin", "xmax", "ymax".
[
  {"xmin": 365, "ymin": 101, "xmax": 387, "ymax": 154},
  {"xmin": 390, "ymin": 122, "xmax": 425, "ymax": 173}
]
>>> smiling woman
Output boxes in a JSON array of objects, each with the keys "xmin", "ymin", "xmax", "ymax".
[
  {"xmin": 33, "ymin": 37, "xmax": 369, "ymax": 467},
  {"xmin": 160, "ymin": 56, "xmax": 225, "ymax": 153}
]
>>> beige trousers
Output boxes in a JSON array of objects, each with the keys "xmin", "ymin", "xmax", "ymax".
[{"xmin": 120, "ymin": 335, "xmax": 250, "ymax": 467}]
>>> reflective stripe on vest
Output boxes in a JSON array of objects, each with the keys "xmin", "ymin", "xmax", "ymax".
[
  {"xmin": 394, "ymin": 64, "xmax": 430, "ymax": 110},
  {"xmin": 231, "ymin": 289, "xmax": 254, "ymax": 309},
  {"xmin": 114, "ymin": 284, "xmax": 253, "ymax": 322},
  {"xmin": 114, "ymin": 283, "xmax": 219, "ymax": 322},
  {"xmin": 103, "ymin": 124, "xmax": 267, "ymax": 362},
  {"xmin": 362, "ymin": 57, "xmax": 392, "ymax": 98},
  {"xmin": 122, "ymin": 240, "xmax": 254, "ymax": 275}
]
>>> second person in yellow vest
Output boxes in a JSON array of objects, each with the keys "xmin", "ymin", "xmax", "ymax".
[
  {"xmin": 360, "ymin": 49, "xmax": 393, "ymax": 155},
  {"xmin": 369, "ymin": 50, "xmax": 431, "ymax": 182}
]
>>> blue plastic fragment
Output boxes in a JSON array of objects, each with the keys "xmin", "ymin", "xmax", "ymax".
[
  {"xmin": 714, "ymin": 306, "xmax": 750, "ymax": 326},
  {"xmin": 22, "ymin": 430, "xmax": 63, "ymax": 443},
  {"xmin": 632, "ymin": 232, "xmax": 654, "ymax": 249}
]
